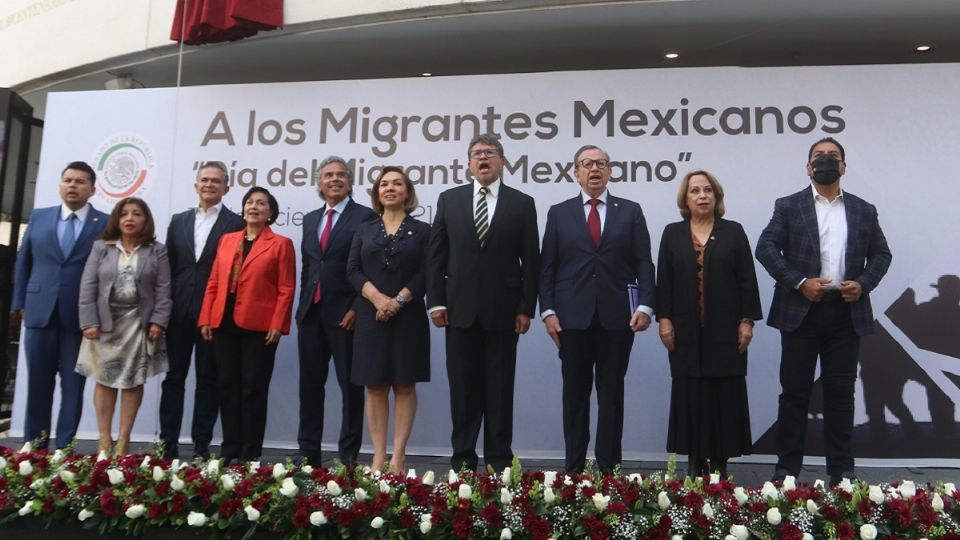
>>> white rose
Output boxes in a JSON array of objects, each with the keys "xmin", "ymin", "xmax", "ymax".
[
  {"xmin": 502, "ymin": 467, "xmax": 512, "ymax": 486},
  {"xmin": 868, "ymin": 485, "xmax": 884, "ymax": 504},
  {"xmin": 702, "ymin": 502, "xmax": 714, "ymax": 519},
  {"xmin": 379, "ymin": 480, "xmax": 391, "ymax": 494},
  {"xmin": 152, "ymin": 466, "xmax": 165, "ymax": 482},
  {"xmin": 672, "ymin": 536, "xmax": 683, "ymax": 540},
  {"xmin": 628, "ymin": 473, "xmax": 643, "ymax": 484},
  {"xmin": 354, "ymin": 488, "xmax": 369, "ymax": 502},
  {"xmin": 29, "ymin": 478, "xmax": 46, "ymax": 490},
  {"xmin": 543, "ymin": 471, "xmax": 558, "ymax": 486},
  {"xmin": 782, "ymin": 475, "xmax": 796, "ymax": 491},
  {"xmin": 729, "ymin": 524, "xmax": 749, "ymax": 540},
  {"xmin": 244, "ymin": 505, "xmax": 260, "ymax": 522},
  {"xmin": 658, "ymin": 491, "xmax": 671, "ymax": 510},
  {"xmin": 501, "ymin": 527, "xmax": 513, "ymax": 540},
  {"xmin": 860, "ymin": 523, "xmax": 878, "ymax": 540},
  {"xmin": 249, "ymin": 461, "xmax": 260, "ymax": 472},
  {"xmin": 310, "ymin": 511, "xmax": 328, "ymax": 526},
  {"xmin": 899, "ymin": 480, "xmax": 916, "ymax": 499},
  {"xmin": 52, "ymin": 449, "xmax": 65, "ymax": 464},
  {"xmin": 944, "ymin": 482, "xmax": 956, "ymax": 494},
  {"xmin": 761, "ymin": 481, "xmax": 779, "ymax": 500},
  {"xmin": 96, "ymin": 451, "xmax": 109, "ymax": 462},
  {"xmin": 733, "ymin": 486, "xmax": 748, "ymax": 505},
  {"xmin": 125, "ymin": 504, "xmax": 145, "ymax": 519},
  {"xmin": 139, "ymin": 455, "xmax": 150, "ymax": 469},
  {"xmin": 0, "ymin": 456, "xmax": 6, "ymax": 469},
  {"xmin": 458, "ymin": 483, "xmax": 473, "ymax": 499},
  {"xmin": 543, "ymin": 487, "xmax": 556, "ymax": 504},
  {"xmin": 420, "ymin": 514, "xmax": 432, "ymax": 534},
  {"xmin": 592, "ymin": 493, "xmax": 610, "ymax": 512},
  {"xmin": 837, "ymin": 478, "xmax": 854, "ymax": 494},
  {"xmin": 406, "ymin": 468, "xmax": 416, "ymax": 479},
  {"xmin": 221, "ymin": 474, "xmax": 235, "ymax": 491},
  {"xmin": 803, "ymin": 534, "xmax": 814, "ymax": 540},
  {"xmin": 767, "ymin": 507, "xmax": 782, "ymax": 525},
  {"xmin": 710, "ymin": 473, "xmax": 721, "ymax": 484},
  {"xmin": 187, "ymin": 511, "xmax": 207, "ymax": 527},
  {"xmin": 78, "ymin": 508, "xmax": 95, "ymax": 521},
  {"xmin": 18, "ymin": 460, "xmax": 34, "ymax": 476},
  {"xmin": 806, "ymin": 499, "xmax": 819, "ymax": 514},
  {"xmin": 271, "ymin": 462, "xmax": 286, "ymax": 480},
  {"xmin": 170, "ymin": 459, "xmax": 181, "ymax": 471},
  {"xmin": 326, "ymin": 480, "xmax": 342, "ymax": 496},
  {"xmin": 422, "ymin": 470, "xmax": 435, "ymax": 486},
  {"xmin": 563, "ymin": 475, "xmax": 573, "ymax": 486},
  {"xmin": 280, "ymin": 477, "xmax": 299, "ymax": 497},
  {"xmin": 206, "ymin": 459, "xmax": 220, "ymax": 476},
  {"xmin": 579, "ymin": 479, "xmax": 593, "ymax": 488},
  {"xmin": 19, "ymin": 501, "xmax": 36, "ymax": 516},
  {"xmin": 371, "ymin": 516, "xmax": 384, "ymax": 529},
  {"xmin": 725, "ymin": 536, "xmax": 737, "ymax": 540},
  {"xmin": 501, "ymin": 487, "xmax": 512, "ymax": 504},
  {"xmin": 19, "ymin": 442, "xmax": 33, "ymax": 453},
  {"xmin": 448, "ymin": 470, "xmax": 458, "ymax": 484},
  {"xmin": 107, "ymin": 468, "xmax": 124, "ymax": 485},
  {"xmin": 814, "ymin": 479, "xmax": 825, "ymax": 489},
  {"xmin": 302, "ymin": 465, "xmax": 313, "ymax": 475},
  {"xmin": 60, "ymin": 470, "xmax": 76, "ymax": 483},
  {"xmin": 932, "ymin": 493, "xmax": 945, "ymax": 512},
  {"xmin": 171, "ymin": 475, "xmax": 185, "ymax": 491}
]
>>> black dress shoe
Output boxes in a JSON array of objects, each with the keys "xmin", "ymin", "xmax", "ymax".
[
  {"xmin": 162, "ymin": 444, "xmax": 180, "ymax": 460},
  {"xmin": 771, "ymin": 468, "xmax": 792, "ymax": 483},
  {"xmin": 193, "ymin": 442, "xmax": 211, "ymax": 460}
]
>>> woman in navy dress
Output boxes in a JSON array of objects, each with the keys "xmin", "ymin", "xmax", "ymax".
[{"xmin": 347, "ymin": 166, "xmax": 430, "ymax": 472}]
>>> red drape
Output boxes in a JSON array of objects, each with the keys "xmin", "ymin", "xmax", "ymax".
[{"xmin": 171, "ymin": 0, "xmax": 283, "ymax": 45}]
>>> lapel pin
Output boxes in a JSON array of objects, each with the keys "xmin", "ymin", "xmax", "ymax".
[
  {"xmin": 613, "ymin": 202, "xmax": 619, "ymax": 207},
  {"xmin": 407, "ymin": 231, "xmax": 413, "ymax": 235},
  {"xmin": 710, "ymin": 236, "xmax": 716, "ymax": 240}
]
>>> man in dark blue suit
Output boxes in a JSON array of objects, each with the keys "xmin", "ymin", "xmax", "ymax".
[
  {"xmin": 756, "ymin": 137, "xmax": 891, "ymax": 485},
  {"xmin": 296, "ymin": 156, "xmax": 375, "ymax": 466},
  {"xmin": 539, "ymin": 145, "xmax": 656, "ymax": 474},
  {"xmin": 159, "ymin": 161, "xmax": 244, "ymax": 459},
  {"xmin": 12, "ymin": 161, "xmax": 107, "ymax": 448}
]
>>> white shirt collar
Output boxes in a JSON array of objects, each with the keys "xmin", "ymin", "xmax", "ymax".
[
  {"xmin": 580, "ymin": 189, "xmax": 609, "ymax": 205},
  {"xmin": 810, "ymin": 183, "xmax": 844, "ymax": 202},
  {"xmin": 195, "ymin": 201, "xmax": 224, "ymax": 215},
  {"xmin": 61, "ymin": 203, "xmax": 91, "ymax": 222},
  {"xmin": 474, "ymin": 179, "xmax": 501, "ymax": 197},
  {"xmin": 324, "ymin": 197, "xmax": 350, "ymax": 214}
]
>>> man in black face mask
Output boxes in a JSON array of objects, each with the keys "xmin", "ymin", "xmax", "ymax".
[{"xmin": 756, "ymin": 137, "xmax": 892, "ymax": 486}]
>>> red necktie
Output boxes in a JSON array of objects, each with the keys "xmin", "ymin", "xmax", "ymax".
[
  {"xmin": 587, "ymin": 198, "xmax": 601, "ymax": 247},
  {"xmin": 313, "ymin": 208, "xmax": 336, "ymax": 303}
]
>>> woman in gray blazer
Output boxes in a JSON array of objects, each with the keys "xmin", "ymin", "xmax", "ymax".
[{"xmin": 76, "ymin": 197, "xmax": 171, "ymax": 455}]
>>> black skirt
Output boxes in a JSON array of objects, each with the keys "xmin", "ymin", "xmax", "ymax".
[{"xmin": 666, "ymin": 375, "xmax": 752, "ymax": 459}]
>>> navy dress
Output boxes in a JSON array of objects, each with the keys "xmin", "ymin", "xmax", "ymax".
[{"xmin": 347, "ymin": 216, "xmax": 430, "ymax": 385}]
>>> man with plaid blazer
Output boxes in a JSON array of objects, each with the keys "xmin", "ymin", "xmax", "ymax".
[{"xmin": 756, "ymin": 137, "xmax": 891, "ymax": 486}]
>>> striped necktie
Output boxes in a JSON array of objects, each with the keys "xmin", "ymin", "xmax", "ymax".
[{"xmin": 475, "ymin": 186, "xmax": 489, "ymax": 246}]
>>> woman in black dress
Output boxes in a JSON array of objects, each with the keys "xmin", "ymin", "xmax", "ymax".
[
  {"xmin": 347, "ymin": 166, "xmax": 430, "ymax": 472},
  {"xmin": 656, "ymin": 170, "xmax": 762, "ymax": 478}
]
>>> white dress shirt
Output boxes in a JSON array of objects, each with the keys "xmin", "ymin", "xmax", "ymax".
[
  {"xmin": 812, "ymin": 184, "xmax": 847, "ymax": 289},
  {"xmin": 317, "ymin": 197, "xmax": 350, "ymax": 240},
  {"xmin": 474, "ymin": 178, "xmax": 501, "ymax": 224},
  {"xmin": 193, "ymin": 202, "xmax": 223, "ymax": 260},
  {"xmin": 58, "ymin": 203, "xmax": 90, "ymax": 242}
]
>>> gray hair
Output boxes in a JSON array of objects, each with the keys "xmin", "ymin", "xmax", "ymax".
[
  {"xmin": 196, "ymin": 161, "xmax": 228, "ymax": 181},
  {"xmin": 573, "ymin": 145, "xmax": 611, "ymax": 169},
  {"xmin": 467, "ymin": 133, "xmax": 505, "ymax": 159},
  {"xmin": 315, "ymin": 155, "xmax": 354, "ymax": 183}
]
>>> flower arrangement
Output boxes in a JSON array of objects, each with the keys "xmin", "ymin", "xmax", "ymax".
[{"xmin": 1, "ymin": 443, "xmax": 959, "ymax": 539}]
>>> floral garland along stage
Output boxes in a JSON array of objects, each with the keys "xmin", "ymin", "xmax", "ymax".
[{"xmin": 1, "ymin": 444, "xmax": 959, "ymax": 540}]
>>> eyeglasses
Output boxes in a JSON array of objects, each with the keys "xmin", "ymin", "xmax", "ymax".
[
  {"xmin": 469, "ymin": 149, "xmax": 500, "ymax": 159},
  {"xmin": 579, "ymin": 159, "xmax": 609, "ymax": 170}
]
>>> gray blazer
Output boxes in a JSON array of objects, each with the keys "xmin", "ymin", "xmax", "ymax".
[{"xmin": 78, "ymin": 239, "xmax": 172, "ymax": 333}]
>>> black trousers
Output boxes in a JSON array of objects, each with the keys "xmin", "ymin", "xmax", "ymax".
[
  {"xmin": 159, "ymin": 317, "xmax": 220, "ymax": 450},
  {"xmin": 559, "ymin": 316, "xmax": 635, "ymax": 473},
  {"xmin": 776, "ymin": 298, "xmax": 860, "ymax": 477},
  {"xmin": 296, "ymin": 305, "xmax": 364, "ymax": 465},
  {"xmin": 446, "ymin": 321, "xmax": 519, "ymax": 472},
  {"xmin": 213, "ymin": 327, "xmax": 277, "ymax": 462}
]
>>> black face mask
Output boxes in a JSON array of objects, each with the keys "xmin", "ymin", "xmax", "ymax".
[{"xmin": 810, "ymin": 154, "xmax": 842, "ymax": 186}]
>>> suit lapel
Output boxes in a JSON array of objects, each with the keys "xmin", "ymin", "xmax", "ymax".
[
  {"xmin": 798, "ymin": 190, "xmax": 820, "ymax": 256},
  {"xmin": 183, "ymin": 211, "xmax": 197, "ymax": 262},
  {"xmin": 600, "ymin": 194, "xmax": 621, "ymax": 247},
  {"xmin": 242, "ymin": 228, "xmax": 274, "ymax": 271},
  {"xmin": 462, "ymin": 185, "xmax": 482, "ymax": 249},
  {"xmin": 324, "ymin": 200, "xmax": 357, "ymax": 255},
  {"xmin": 199, "ymin": 208, "xmax": 236, "ymax": 264},
  {"xmin": 68, "ymin": 207, "xmax": 103, "ymax": 260},
  {"xmin": 843, "ymin": 194, "xmax": 861, "ymax": 276},
  {"xmin": 134, "ymin": 244, "xmax": 149, "ymax": 279}
]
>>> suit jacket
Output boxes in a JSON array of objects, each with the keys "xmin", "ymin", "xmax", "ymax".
[
  {"xmin": 295, "ymin": 198, "xmax": 376, "ymax": 325},
  {"xmin": 78, "ymin": 240, "xmax": 173, "ymax": 333},
  {"xmin": 656, "ymin": 219, "xmax": 762, "ymax": 376},
  {"xmin": 427, "ymin": 182, "xmax": 540, "ymax": 331},
  {"xmin": 198, "ymin": 227, "xmax": 296, "ymax": 334},
  {"xmin": 165, "ymin": 206, "xmax": 245, "ymax": 323},
  {"xmin": 755, "ymin": 187, "xmax": 892, "ymax": 336},
  {"xmin": 13, "ymin": 205, "xmax": 108, "ymax": 329},
  {"xmin": 539, "ymin": 193, "xmax": 655, "ymax": 330}
]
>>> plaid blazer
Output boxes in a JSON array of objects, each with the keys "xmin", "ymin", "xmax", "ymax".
[{"xmin": 755, "ymin": 187, "xmax": 891, "ymax": 336}]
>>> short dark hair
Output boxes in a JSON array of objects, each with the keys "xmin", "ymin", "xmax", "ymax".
[
  {"xmin": 370, "ymin": 166, "xmax": 419, "ymax": 214},
  {"xmin": 196, "ymin": 161, "xmax": 228, "ymax": 181},
  {"xmin": 100, "ymin": 197, "xmax": 156, "ymax": 245},
  {"xmin": 573, "ymin": 145, "xmax": 611, "ymax": 169},
  {"xmin": 808, "ymin": 137, "xmax": 845, "ymax": 161},
  {"xmin": 241, "ymin": 186, "xmax": 280, "ymax": 226},
  {"xmin": 467, "ymin": 133, "xmax": 504, "ymax": 159},
  {"xmin": 61, "ymin": 161, "xmax": 96, "ymax": 184}
]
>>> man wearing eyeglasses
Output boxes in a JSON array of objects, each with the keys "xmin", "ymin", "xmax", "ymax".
[
  {"xmin": 427, "ymin": 133, "xmax": 541, "ymax": 472},
  {"xmin": 538, "ymin": 145, "xmax": 656, "ymax": 474}
]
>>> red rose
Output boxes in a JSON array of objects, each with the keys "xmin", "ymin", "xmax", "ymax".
[
  {"xmin": 778, "ymin": 523, "xmax": 804, "ymax": 540},
  {"xmin": 291, "ymin": 509, "xmax": 310, "ymax": 529},
  {"xmin": 835, "ymin": 522, "xmax": 854, "ymax": 540},
  {"xmin": 479, "ymin": 503, "xmax": 502, "ymax": 527},
  {"xmin": 148, "ymin": 502, "xmax": 165, "ymax": 520}
]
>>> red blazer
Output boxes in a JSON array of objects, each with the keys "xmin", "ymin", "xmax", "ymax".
[{"xmin": 198, "ymin": 226, "xmax": 296, "ymax": 334}]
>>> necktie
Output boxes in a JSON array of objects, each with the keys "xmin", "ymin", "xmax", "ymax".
[
  {"xmin": 587, "ymin": 199, "xmax": 601, "ymax": 247},
  {"xmin": 60, "ymin": 213, "xmax": 78, "ymax": 256},
  {"xmin": 475, "ymin": 186, "xmax": 490, "ymax": 246},
  {"xmin": 313, "ymin": 208, "xmax": 336, "ymax": 303}
]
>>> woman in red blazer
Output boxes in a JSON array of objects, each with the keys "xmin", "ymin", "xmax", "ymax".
[{"xmin": 199, "ymin": 186, "xmax": 295, "ymax": 463}]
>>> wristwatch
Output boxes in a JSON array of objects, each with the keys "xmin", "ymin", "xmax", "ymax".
[{"xmin": 395, "ymin": 294, "xmax": 407, "ymax": 305}]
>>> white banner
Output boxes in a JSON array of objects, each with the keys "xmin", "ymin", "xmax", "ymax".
[{"xmin": 15, "ymin": 64, "xmax": 960, "ymax": 463}]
